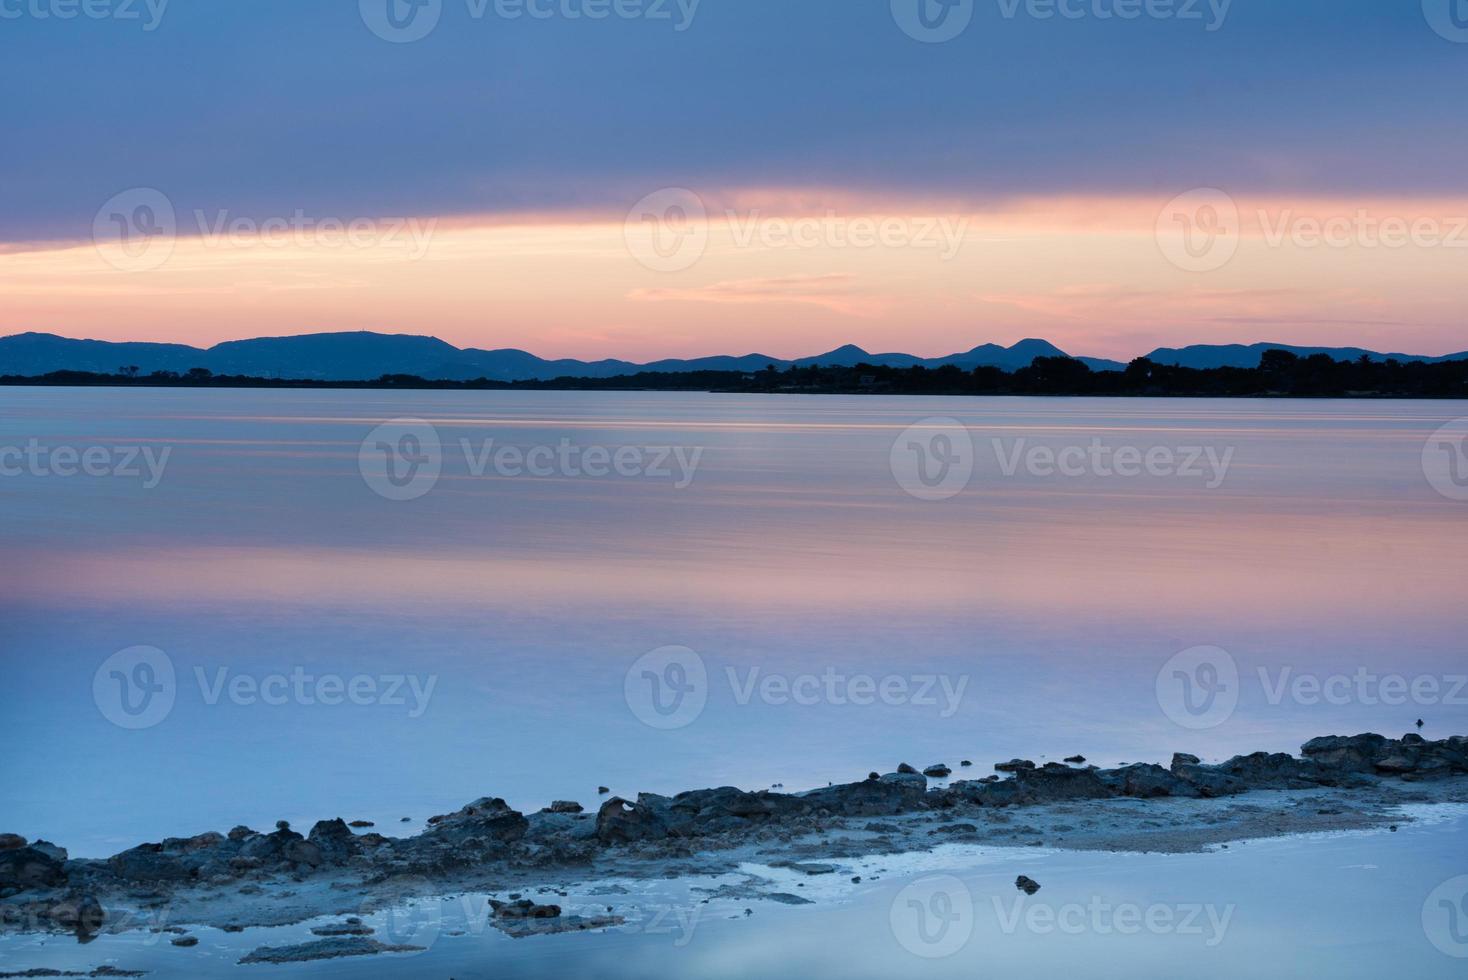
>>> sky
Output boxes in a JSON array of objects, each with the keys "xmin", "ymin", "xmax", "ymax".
[{"xmin": 1, "ymin": 0, "xmax": 1466, "ymax": 361}]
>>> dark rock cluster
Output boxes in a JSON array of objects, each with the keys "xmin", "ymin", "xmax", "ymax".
[{"xmin": 2, "ymin": 732, "xmax": 1463, "ymax": 939}]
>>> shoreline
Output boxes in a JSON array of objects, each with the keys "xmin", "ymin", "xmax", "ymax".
[{"xmin": 3, "ymin": 732, "xmax": 1466, "ymax": 958}]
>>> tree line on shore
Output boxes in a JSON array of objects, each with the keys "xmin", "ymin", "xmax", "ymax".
[{"xmin": 4, "ymin": 350, "xmax": 1466, "ymax": 398}]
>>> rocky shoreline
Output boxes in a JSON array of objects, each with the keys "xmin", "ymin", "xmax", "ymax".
[{"xmin": 3, "ymin": 732, "xmax": 1466, "ymax": 953}]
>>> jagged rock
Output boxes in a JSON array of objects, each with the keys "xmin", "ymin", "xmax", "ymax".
[
  {"xmin": 922, "ymin": 764, "xmax": 952, "ymax": 778},
  {"xmin": 1301, "ymin": 734, "xmax": 1388, "ymax": 772},
  {"xmin": 803, "ymin": 772, "xmax": 927, "ymax": 816},
  {"xmin": 45, "ymin": 892, "xmax": 105, "ymax": 936},
  {"xmin": 172, "ymin": 934, "xmax": 199, "ymax": 946},
  {"xmin": 0, "ymin": 845, "xmax": 67, "ymax": 891},
  {"xmin": 1014, "ymin": 765, "xmax": 1113, "ymax": 802},
  {"xmin": 0, "ymin": 834, "xmax": 26, "ymax": 851},
  {"xmin": 1104, "ymin": 763, "xmax": 1198, "ymax": 799},
  {"xmin": 1064, "ymin": 755, "xmax": 1087, "ymax": 764},
  {"xmin": 995, "ymin": 759, "xmax": 1036, "ymax": 773},
  {"xmin": 349, "ymin": 820, "xmax": 375, "ymax": 828},
  {"xmin": 960, "ymin": 760, "xmax": 972, "ymax": 767},
  {"xmin": 1016, "ymin": 875, "xmax": 1041, "ymax": 895},
  {"xmin": 109, "ymin": 842, "xmax": 200, "ymax": 882},
  {"xmin": 424, "ymin": 798, "xmax": 529, "ymax": 844},
  {"xmin": 1171, "ymin": 753, "xmax": 1201, "ymax": 771},
  {"xmin": 897, "ymin": 763, "xmax": 919, "ymax": 775},
  {"xmin": 595, "ymin": 797, "xmax": 669, "ymax": 843},
  {"xmin": 1171, "ymin": 763, "xmax": 1247, "ymax": 798},
  {"xmin": 544, "ymin": 801, "xmax": 584, "ymax": 814},
  {"xmin": 227, "ymin": 825, "xmax": 255, "ymax": 841}
]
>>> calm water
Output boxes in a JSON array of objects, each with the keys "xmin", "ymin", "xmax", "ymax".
[{"xmin": 1, "ymin": 389, "xmax": 1466, "ymax": 855}]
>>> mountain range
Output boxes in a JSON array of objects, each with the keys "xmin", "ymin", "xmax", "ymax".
[{"xmin": 2, "ymin": 331, "xmax": 1465, "ymax": 382}]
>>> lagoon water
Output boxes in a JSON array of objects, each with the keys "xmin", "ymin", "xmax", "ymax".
[{"xmin": 1, "ymin": 389, "xmax": 1466, "ymax": 857}]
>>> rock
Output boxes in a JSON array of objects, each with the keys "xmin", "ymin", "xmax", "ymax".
[
  {"xmin": 864, "ymin": 822, "xmax": 900, "ymax": 833},
  {"xmin": 867, "ymin": 772, "xmax": 881, "ymax": 781},
  {"xmin": 597, "ymin": 787, "xmax": 610, "ymax": 795},
  {"xmin": 491, "ymin": 898, "xmax": 561, "ymax": 919},
  {"xmin": 1104, "ymin": 763, "xmax": 1198, "ymax": 799},
  {"xmin": 1012, "ymin": 765, "xmax": 1113, "ymax": 802},
  {"xmin": 0, "ymin": 834, "xmax": 26, "ymax": 851},
  {"xmin": 424, "ymin": 798, "xmax": 529, "ymax": 844},
  {"xmin": 803, "ymin": 772, "xmax": 927, "ymax": 816},
  {"xmin": 995, "ymin": 759, "xmax": 1036, "ymax": 773},
  {"xmin": 1064, "ymin": 755, "xmax": 1087, "ymax": 764},
  {"xmin": 595, "ymin": 797, "xmax": 669, "ymax": 843},
  {"xmin": 0, "ymin": 845, "xmax": 66, "ymax": 890},
  {"xmin": 897, "ymin": 763, "xmax": 919, "ymax": 775},
  {"xmin": 172, "ymin": 935, "xmax": 199, "ymax": 947},
  {"xmin": 1300, "ymin": 734, "xmax": 1388, "ymax": 773},
  {"xmin": 28, "ymin": 840, "xmax": 68, "ymax": 863},
  {"xmin": 922, "ymin": 764, "xmax": 952, "ymax": 778},
  {"xmin": 227, "ymin": 825, "xmax": 255, "ymax": 841},
  {"xmin": 276, "ymin": 820, "xmax": 291, "ymax": 831},
  {"xmin": 240, "ymin": 938, "xmax": 426, "ymax": 964},
  {"xmin": 349, "ymin": 820, "xmax": 375, "ymax": 828},
  {"xmin": 109, "ymin": 842, "xmax": 199, "ymax": 882},
  {"xmin": 960, "ymin": 760, "xmax": 972, "ymax": 767},
  {"xmin": 1417, "ymin": 719, "xmax": 1425, "ymax": 728},
  {"xmin": 1171, "ymin": 753, "xmax": 1201, "ymax": 771},
  {"xmin": 45, "ymin": 892, "xmax": 106, "ymax": 936},
  {"xmin": 1016, "ymin": 875, "xmax": 1041, "ymax": 895},
  {"xmin": 544, "ymin": 801, "xmax": 584, "ymax": 814}
]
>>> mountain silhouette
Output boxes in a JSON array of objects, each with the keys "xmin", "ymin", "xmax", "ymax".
[{"xmin": 2, "ymin": 331, "xmax": 1464, "ymax": 382}]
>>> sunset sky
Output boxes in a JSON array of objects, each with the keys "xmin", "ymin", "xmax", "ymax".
[{"xmin": 3, "ymin": 1, "xmax": 1466, "ymax": 361}]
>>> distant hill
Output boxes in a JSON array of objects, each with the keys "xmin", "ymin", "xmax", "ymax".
[
  {"xmin": 1143, "ymin": 342, "xmax": 1468, "ymax": 370},
  {"xmin": 1, "ymin": 330, "xmax": 1463, "ymax": 382}
]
